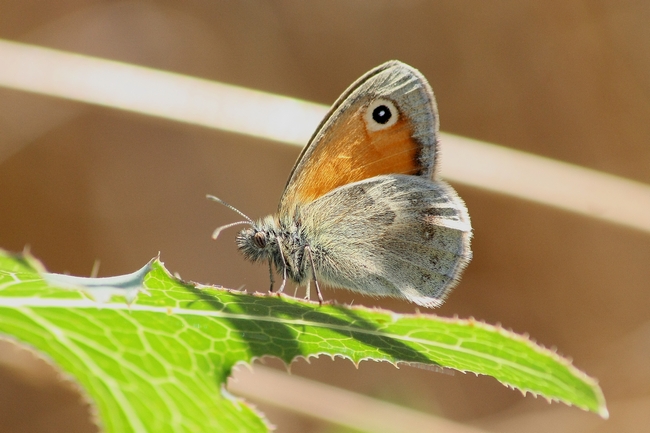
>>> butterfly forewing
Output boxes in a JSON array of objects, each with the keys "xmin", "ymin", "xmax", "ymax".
[{"xmin": 279, "ymin": 61, "xmax": 440, "ymax": 212}]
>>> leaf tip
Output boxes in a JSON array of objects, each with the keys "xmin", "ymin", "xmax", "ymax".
[{"xmin": 598, "ymin": 405, "xmax": 610, "ymax": 420}]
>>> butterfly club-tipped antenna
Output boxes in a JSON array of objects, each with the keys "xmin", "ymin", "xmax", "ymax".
[{"xmin": 206, "ymin": 195, "xmax": 253, "ymax": 240}]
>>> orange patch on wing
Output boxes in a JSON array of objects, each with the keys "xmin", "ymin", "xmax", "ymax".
[{"xmin": 281, "ymin": 106, "xmax": 422, "ymax": 209}]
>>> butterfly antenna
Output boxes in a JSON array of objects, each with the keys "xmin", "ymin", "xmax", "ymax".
[
  {"xmin": 211, "ymin": 220, "xmax": 251, "ymax": 240},
  {"xmin": 207, "ymin": 195, "xmax": 254, "ymax": 240},
  {"xmin": 207, "ymin": 195, "xmax": 253, "ymax": 223}
]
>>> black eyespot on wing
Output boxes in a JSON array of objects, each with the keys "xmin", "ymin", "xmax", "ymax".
[
  {"xmin": 372, "ymin": 105, "xmax": 392, "ymax": 124},
  {"xmin": 364, "ymin": 99, "xmax": 398, "ymax": 131}
]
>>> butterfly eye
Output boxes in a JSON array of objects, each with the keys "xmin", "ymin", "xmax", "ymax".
[
  {"xmin": 364, "ymin": 99, "xmax": 399, "ymax": 131},
  {"xmin": 253, "ymin": 232, "xmax": 267, "ymax": 248}
]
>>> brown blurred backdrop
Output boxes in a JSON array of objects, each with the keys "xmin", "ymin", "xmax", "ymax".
[{"xmin": 0, "ymin": 1, "xmax": 649, "ymax": 432}]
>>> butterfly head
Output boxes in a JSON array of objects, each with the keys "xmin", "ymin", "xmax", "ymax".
[{"xmin": 235, "ymin": 216, "xmax": 281, "ymax": 264}]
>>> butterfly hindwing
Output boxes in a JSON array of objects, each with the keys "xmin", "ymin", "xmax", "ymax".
[{"xmin": 298, "ymin": 174, "xmax": 472, "ymax": 307}]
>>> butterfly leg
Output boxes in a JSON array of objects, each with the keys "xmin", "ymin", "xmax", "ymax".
[
  {"xmin": 277, "ymin": 236, "xmax": 288, "ymax": 294},
  {"xmin": 278, "ymin": 269, "xmax": 287, "ymax": 294},
  {"xmin": 304, "ymin": 246, "xmax": 324, "ymax": 305},
  {"xmin": 267, "ymin": 259, "xmax": 275, "ymax": 293}
]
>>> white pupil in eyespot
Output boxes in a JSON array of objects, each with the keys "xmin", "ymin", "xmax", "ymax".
[{"xmin": 372, "ymin": 105, "xmax": 392, "ymax": 124}]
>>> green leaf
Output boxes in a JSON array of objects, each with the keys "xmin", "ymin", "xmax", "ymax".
[{"xmin": 0, "ymin": 249, "xmax": 608, "ymax": 432}]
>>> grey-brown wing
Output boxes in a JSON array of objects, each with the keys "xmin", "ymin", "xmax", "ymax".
[{"xmin": 301, "ymin": 174, "xmax": 472, "ymax": 308}]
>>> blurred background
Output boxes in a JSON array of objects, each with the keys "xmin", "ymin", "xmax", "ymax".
[{"xmin": 0, "ymin": 1, "xmax": 649, "ymax": 432}]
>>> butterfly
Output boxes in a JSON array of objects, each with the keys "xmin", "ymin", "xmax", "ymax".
[{"xmin": 210, "ymin": 60, "xmax": 472, "ymax": 308}]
